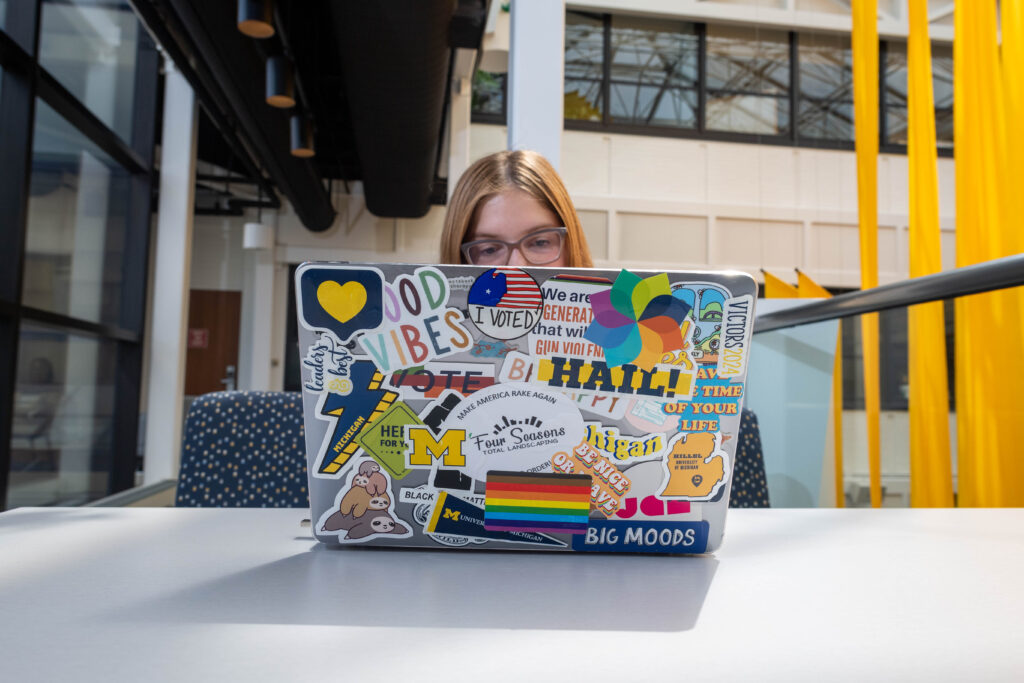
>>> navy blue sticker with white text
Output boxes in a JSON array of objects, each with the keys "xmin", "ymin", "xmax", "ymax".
[{"xmin": 572, "ymin": 520, "xmax": 709, "ymax": 553}]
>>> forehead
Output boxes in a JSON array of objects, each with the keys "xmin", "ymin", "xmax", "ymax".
[{"xmin": 469, "ymin": 188, "xmax": 560, "ymax": 241}]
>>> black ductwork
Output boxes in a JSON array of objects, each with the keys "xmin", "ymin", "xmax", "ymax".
[
  {"xmin": 134, "ymin": 0, "xmax": 336, "ymax": 231},
  {"xmin": 135, "ymin": 0, "xmax": 488, "ymax": 224},
  {"xmin": 451, "ymin": 0, "xmax": 489, "ymax": 50},
  {"xmin": 329, "ymin": 1, "xmax": 454, "ymax": 218}
]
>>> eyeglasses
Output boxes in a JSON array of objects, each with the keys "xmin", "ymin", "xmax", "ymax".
[{"xmin": 461, "ymin": 227, "xmax": 568, "ymax": 266}]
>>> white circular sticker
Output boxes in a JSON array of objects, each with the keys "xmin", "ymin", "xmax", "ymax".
[
  {"xmin": 441, "ymin": 382, "xmax": 585, "ymax": 481},
  {"xmin": 467, "ymin": 268, "xmax": 544, "ymax": 340}
]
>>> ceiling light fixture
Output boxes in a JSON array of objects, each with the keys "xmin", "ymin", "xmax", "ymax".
[
  {"xmin": 237, "ymin": 0, "xmax": 275, "ymax": 39},
  {"xmin": 290, "ymin": 115, "xmax": 315, "ymax": 158},
  {"xmin": 265, "ymin": 55, "xmax": 296, "ymax": 108}
]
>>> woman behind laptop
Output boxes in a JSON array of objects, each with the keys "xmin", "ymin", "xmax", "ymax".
[
  {"xmin": 440, "ymin": 149, "xmax": 769, "ymax": 508},
  {"xmin": 439, "ymin": 149, "xmax": 593, "ymax": 268}
]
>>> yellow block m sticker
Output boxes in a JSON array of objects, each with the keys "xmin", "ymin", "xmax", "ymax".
[{"xmin": 405, "ymin": 426, "xmax": 466, "ymax": 467}]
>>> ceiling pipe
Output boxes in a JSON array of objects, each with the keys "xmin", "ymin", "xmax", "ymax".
[
  {"xmin": 135, "ymin": 0, "xmax": 335, "ymax": 231},
  {"xmin": 330, "ymin": 1, "xmax": 456, "ymax": 217}
]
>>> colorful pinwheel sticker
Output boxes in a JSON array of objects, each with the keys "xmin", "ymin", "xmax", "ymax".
[{"xmin": 583, "ymin": 271, "xmax": 692, "ymax": 371}]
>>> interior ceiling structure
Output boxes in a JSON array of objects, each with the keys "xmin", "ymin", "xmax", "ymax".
[{"xmin": 134, "ymin": 0, "xmax": 488, "ymax": 231}]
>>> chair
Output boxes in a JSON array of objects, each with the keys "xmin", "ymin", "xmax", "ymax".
[
  {"xmin": 729, "ymin": 408, "xmax": 770, "ymax": 508},
  {"xmin": 175, "ymin": 391, "xmax": 309, "ymax": 507}
]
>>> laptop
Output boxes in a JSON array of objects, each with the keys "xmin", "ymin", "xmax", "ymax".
[{"xmin": 295, "ymin": 262, "xmax": 755, "ymax": 554}]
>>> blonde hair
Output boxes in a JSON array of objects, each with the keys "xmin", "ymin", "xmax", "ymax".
[{"xmin": 440, "ymin": 150, "xmax": 593, "ymax": 267}]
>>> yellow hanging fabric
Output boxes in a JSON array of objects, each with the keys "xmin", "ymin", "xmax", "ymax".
[
  {"xmin": 906, "ymin": 0, "xmax": 953, "ymax": 507},
  {"xmin": 762, "ymin": 270, "xmax": 798, "ymax": 298},
  {"xmin": 1001, "ymin": 1, "xmax": 1024, "ymax": 503},
  {"xmin": 852, "ymin": 0, "xmax": 882, "ymax": 507},
  {"xmin": 796, "ymin": 270, "xmax": 844, "ymax": 508},
  {"xmin": 1006, "ymin": 2, "xmax": 1024, "ymax": 240},
  {"xmin": 954, "ymin": 2, "xmax": 1024, "ymax": 506}
]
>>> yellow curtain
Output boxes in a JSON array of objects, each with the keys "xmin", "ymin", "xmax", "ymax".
[
  {"xmin": 1005, "ymin": 1, "xmax": 1024, "ymax": 342},
  {"xmin": 954, "ymin": 2, "xmax": 1024, "ymax": 506},
  {"xmin": 906, "ymin": 0, "xmax": 953, "ymax": 507},
  {"xmin": 763, "ymin": 270, "xmax": 798, "ymax": 298},
  {"xmin": 1003, "ymin": 3, "xmax": 1024, "ymax": 504},
  {"xmin": 852, "ymin": 0, "xmax": 882, "ymax": 507},
  {"xmin": 1006, "ymin": 2, "xmax": 1024, "ymax": 239},
  {"xmin": 796, "ymin": 270, "xmax": 844, "ymax": 508}
]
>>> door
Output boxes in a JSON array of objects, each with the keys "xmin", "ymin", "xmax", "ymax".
[{"xmin": 185, "ymin": 290, "xmax": 241, "ymax": 395}]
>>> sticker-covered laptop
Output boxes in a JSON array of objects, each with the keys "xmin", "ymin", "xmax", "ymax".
[{"xmin": 295, "ymin": 263, "xmax": 755, "ymax": 554}]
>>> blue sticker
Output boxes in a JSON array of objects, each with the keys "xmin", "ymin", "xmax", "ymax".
[
  {"xmin": 571, "ymin": 520, "xmax": 709, "ymax": 553},
  {"xmin": 426, "ymin": 491, "xmax": 565, "ymax": 547},
  {"xmin": 313, "ymin": 361, "xmax": 398, "ymax": 477},
  {"xmin": 668, "ymin": 368, "xmax": 743, "ymax": 432},
  {"xmin": 298, "ymin": 266, "xmax": 384, "ymax": 343},
  {"xmin": 468, "ymin": 269, "xmax": 508, "ymax": 307}
]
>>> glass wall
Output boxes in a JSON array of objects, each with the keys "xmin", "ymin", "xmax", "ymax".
[
  {"xmin": 564, "ymin": 11, "xmax": 604, "ymax": 121},
  {"xmin": 0, "ymin": 0, "xmax": 158, "ymax": 510},
  {"xmin": 797, "ymin": 33, "xmax": 855, "ymax": 142},
  {"xmin": 39, "ymin": 0, "xmax": 140, "ymax": 142},
  {"xmin": 607, "ymin": 15, "xmax": 698, "ymax": 129},
  {"xmin": 883, "ymin": 42, "xmax": 954, "ymax": 148},
  {"xmin": 475, "ymin": 11, "xmax": 957, "ymax": 155},
  {"xmin": 706, "ymin": 25, "xmax": 790, "ymax": 135},
  {"xmin": 8, "ymin": 324, "xmax": 117, "ymax": 507},
  {"xmin": 563, "ymin": 12, "xmax": 699, "ymax": 129},
  {"xmin": 842, "ymin": 302, "xmax": 956, "ymax": 412},
  {"xmin": 23, "ymin": 100, "xmax": 133, "ymax": 326}
]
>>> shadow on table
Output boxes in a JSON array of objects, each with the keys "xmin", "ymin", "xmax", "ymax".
[{"xmin": 118, "ymin": 546, "xmax": 717, "ymax": 632}]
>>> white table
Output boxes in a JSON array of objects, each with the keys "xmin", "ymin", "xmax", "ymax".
[{"xmin": 1, "ymin": 507, "xmax": 1022, "ymax": 681}]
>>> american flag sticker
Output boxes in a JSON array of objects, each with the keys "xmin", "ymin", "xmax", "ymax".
[{"xmin": 467, "ymin": 267, "xmax": 545, "ymax": 340}]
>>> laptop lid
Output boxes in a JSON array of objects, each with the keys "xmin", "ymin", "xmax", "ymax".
[{"xmin": 295, "ymin": 262, "xmax": 755, "ymax": 554}]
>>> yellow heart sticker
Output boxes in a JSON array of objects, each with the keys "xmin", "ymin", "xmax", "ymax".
[{"xmin": 317, "ymin": 280, "xmax": 367, "ymax": 324}]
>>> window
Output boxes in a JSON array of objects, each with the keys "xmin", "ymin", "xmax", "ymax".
[
  {"xmin": 39, "ymin": 0, "xmax": 141, "ymax": 142},
  {"xmin": 607, "ymin": 15, "xmax": 698, "ymax": 129},
  {"xmin": 9, "ymin": 324, "xmax": 118, "ymax": 507},
  {"xmin": 473, "ymin": 12, "xmax": 955, "ymax": 155},
  {"xmin": 564, "ymin": 11, "xmax": 604, "ymax": 122},
  {"xmin": 797, "ymin": 33, "xmax": 854, "ymax": 142},
  {"xmin": 23, "ymin": 100, "xmax": 133, "ymax": 326},
  {"xmin": 882, "ymin": 42, "xmax": 954, "ymax": 149},
  {"xmin": 1, "ymin": 0, "xmax": 159, "ymax": 509},
  {"xmin": 471, "ymin": 70, "xmax": 506, "ymax": 123},
  {"xmin": 706, "ymin": 25, "xmax": 790, "ymax": 135}
]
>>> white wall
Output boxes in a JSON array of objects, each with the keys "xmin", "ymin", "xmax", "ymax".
[
  {"xmin": 570, "ymin": 0, "xmax": 954, "ymax": 41},
  {"xmin": 468, "ymin": 124, "xmax": 957, "ymax": 289},
  {"xmin": 189, "ymin": 216, "xmax": 245, "ymax": 291}
]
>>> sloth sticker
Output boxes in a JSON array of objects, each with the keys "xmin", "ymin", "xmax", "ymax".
[{"xmin": 467, "ymin": 267, "xmax": 544, "ymax": 340}]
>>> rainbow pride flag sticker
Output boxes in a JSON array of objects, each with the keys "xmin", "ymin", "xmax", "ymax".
[{"xmin": 484, "ymin": 471, "xmax": 593, "ymax": 535}]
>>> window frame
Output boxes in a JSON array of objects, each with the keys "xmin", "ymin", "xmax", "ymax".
[
  {"xmin": 0, "ymin": 0, "xmax": 160, "ymax": 509},
  {"xmin": 471, "ymin": 12, "xmax": 953, "ymax": 158},
  {"xmin": 878, "ymin": 39, "xmax": 955, "ymax": 156}
]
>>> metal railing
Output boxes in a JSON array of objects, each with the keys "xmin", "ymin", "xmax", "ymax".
[{"xmin": 754, "ymin": 253, "xmax": 1024, "ymax": 333}]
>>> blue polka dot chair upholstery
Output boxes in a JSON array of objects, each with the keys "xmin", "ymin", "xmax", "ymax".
[
  {"xmin": 729, "ymin": 409, "xmax": 770, "ymax": 508},
  {"xmin": 176, "ymin": 391, "xmax": 309, "ymax": 508}
]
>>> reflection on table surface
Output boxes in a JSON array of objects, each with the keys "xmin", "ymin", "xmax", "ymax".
[{"xmin": 2, "ymin": 507, "xmax": 1023, "ymax": 681}]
